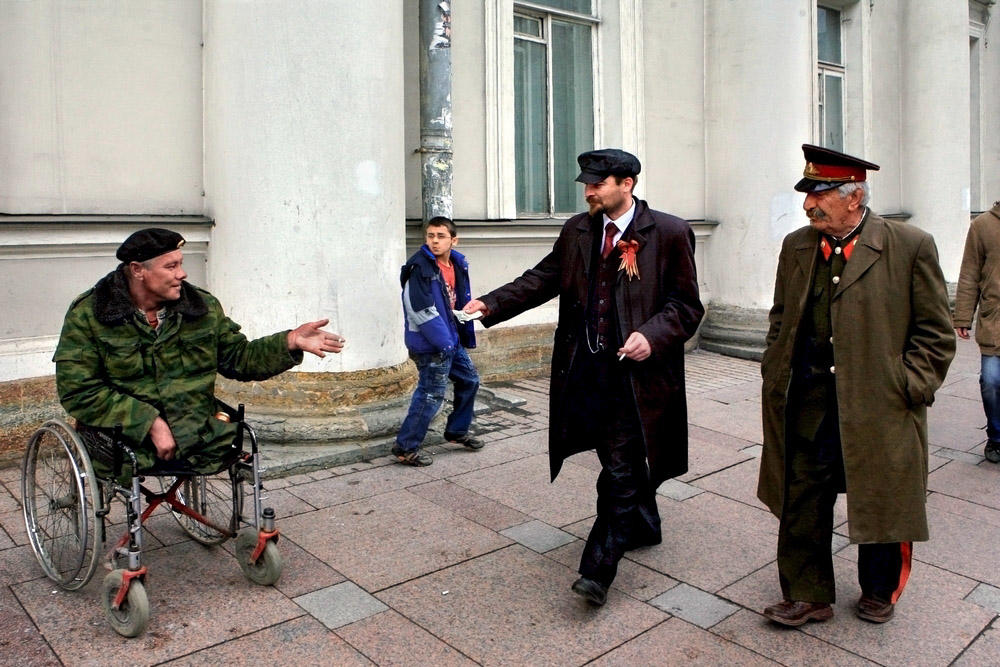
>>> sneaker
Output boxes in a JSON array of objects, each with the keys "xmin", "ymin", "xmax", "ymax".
[
  {"xmin": 391, "ymin": 445, "xmax": 433, "ymax": 467},
  {"xmin": 986, "ymin": 441, "xmax": 1000, "ymax": 463},
  {"xmin": 444, "ymin": 432, "xmax": 485, "ymax": 450}
]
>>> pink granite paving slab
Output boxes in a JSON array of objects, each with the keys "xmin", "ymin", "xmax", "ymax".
[
  {"xmin": 926, "ymin": 393, "xmax": 988, "ymax": 451},
  {"xmin": 917, "ymin": 494, "xmax": 1000, "ymax": 587},
  {"xmin": 547, "ymin": 540, "xmax": 679, "ymax": 602},
  {"xmin": 567, "ymin": 448, "xmax": 602, "ymax": 474},
  {"xmin": 928, "ymin": 459, "xmax": 1000, "ymax": 509},
  {"xmin": 590, "ymin": 616, "xmax": 778, "ymax": 666},
  {"xmin": 712, "ymin": 609, "xmax": 879, "ymax": 666},
  {"xmin": 258, "ymin": 486, "xmax": 320, "ymax": 517},
  {"xmin": 377, "ymin": 544, "xmax": 667, "ymax": 666},
  {"xmin": 336, "ymin": 609, "xmax": 477, "ymax": 666},
  {"xmin": 162, "ymin": 615, "xmax": 371, "ymax": 665},
  {"xmin": 619, "ymin": 494, "xmax": 776, "ymax": 592},
  {"xmin": 285, "ymin": 463, "xmax": 434, "ymax": 509},
  {"xmin": 448, "ymin": 455, "xmax": 598, "ymax": 528},
  {"xmin": 0, "ymin": 523, "xmax": 14, "ymax": 550},
  {"xmin": 407, "ymin": 479, "xmax": 530, "ymax": 531},
  {"xmin": 0, "ymin": 585, "xmax": 60, "ymax": 666},
  {"xmin": 0, "ymin": 545, "xmax": 50, "ymax": 587},
  {"xmin": 695, "ymin": 380, "xmax": 763, "ymax": 406},
  {"xmin": 678, "ymin": 436, "xmax": 755, "ymax": 483},
  {"xmin": 687, "ymin": 395, "xmax": 764, "ymax": 444},
  {"xmin": 953, "ymin": 626, "xmax": 1000, "ymax": 666},
  {"xmin": 0, "ymin": 483, "xmax": 21, "ymax": 513},
  {"xmin": 412, "ymin": 440, "xmax": 533, "ymax": 480},
  {"xmin": 502, "ymin": 428, "xmax": 549, "ymax": 455},
  {"xmin": 689, "ymin": 458, "xmax": 774, "ymax": 513},
  {"xmin": 688, "ymin": 424, "xmax": 760, "ymax": 452},
  {"xmin": 13, "ymin": 539, "xmax": 302, "ymax": 666},
  {"xmin": 0, "ymin": 508, "xmax": 28, "ymax": 546},
  {"xmin": 280, "ymin": 489, "xmax": 510, "ymax": 592},
  {"xmin": 266, "ymin": 535, "xmax": 346, "ymax": 599},
  {"xmin": 939, "ymin": 374, "xmax": 985, "ymax": 401},
  {"xmin": 720, "ymin": 557, "xmax": 993, "ymax": 667}
]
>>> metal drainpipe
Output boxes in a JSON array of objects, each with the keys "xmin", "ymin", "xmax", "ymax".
[{"xmin": 419, "ymin": 0, "xmax": 453, "ymax": 222}]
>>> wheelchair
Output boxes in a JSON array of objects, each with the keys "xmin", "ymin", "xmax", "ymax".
[{"xmin": 20, "ymin": 404, "xmax": 281, "ymax": 638}]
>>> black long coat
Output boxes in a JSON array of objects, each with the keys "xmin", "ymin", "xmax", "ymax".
[{"xmin": 480, "ymin": 199, "xmax": 704, "ymax": 486}]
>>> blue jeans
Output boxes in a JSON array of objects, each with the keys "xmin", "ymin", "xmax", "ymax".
[
  {"xmin": 396, "ymin": 347, "xmax": 480, "ymax": 451},
  {"xmin": 981, "ymin": 355, "xmax": 1000, "ymax": 442}
]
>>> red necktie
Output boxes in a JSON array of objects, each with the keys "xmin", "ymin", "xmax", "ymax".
[{"xmin": 602, "ymin": 223, "xmax": 617, "ymax": 259}]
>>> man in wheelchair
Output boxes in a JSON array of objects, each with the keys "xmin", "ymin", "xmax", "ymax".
[{"xmin": 52, "ymin": 227, "xmax": 346, "ymax": 477}]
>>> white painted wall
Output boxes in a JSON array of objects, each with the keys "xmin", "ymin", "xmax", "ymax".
[
  {"xmin": 642, "ymin": 0, "xmax": 706, "ymax": 222},
  {"xmin": 0, "ymin": 1, "xmax": 203, "ymax": 214},
  {"xmin": 705, "ymin": 1, "xmax": 813, "ymax": 310},
  {"xmin": 203, "ymin": 0, "xmax": 407, "ymax": 373},
  {"xmin": 900, "ymin": 0, "xmax": 971, "ymax": 280}
]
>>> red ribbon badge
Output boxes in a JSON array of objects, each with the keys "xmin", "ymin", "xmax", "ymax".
[{"xmin": 616, "ymin": 240, "xmax": 640, "ymax": 280}]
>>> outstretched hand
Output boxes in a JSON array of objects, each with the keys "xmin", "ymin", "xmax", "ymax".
[
  {"xmin": 287, "ymin": 319, "xmax": 346, "ymax": 358},
  {"xmin": 463, "ymin": 299, "xmax": 490, "ymax": 316}
]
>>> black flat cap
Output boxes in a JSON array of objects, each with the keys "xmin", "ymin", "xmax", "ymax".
[
  {"xmin": 575, "ymin": 149, "xmax": 641, "ymax": 184},
  {"xmin": 795, "ymin": 144, "xmax": 880, "ymax": 193},
  {"xmin": 116, "ymin": 228, "xmax": 186, "ymax": 264}
]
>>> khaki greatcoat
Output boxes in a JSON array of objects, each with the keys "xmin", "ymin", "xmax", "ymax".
[{"xmin": 757, "ymin": 212, "xmax": 955, "ymax": 543}]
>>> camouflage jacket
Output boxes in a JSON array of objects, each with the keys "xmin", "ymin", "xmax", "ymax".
[{"xmin": 53, "ymin": 266, "xmax": 302, "ymax": 470}]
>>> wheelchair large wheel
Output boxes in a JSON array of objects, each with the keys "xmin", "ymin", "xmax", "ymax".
[
  {"xmin": 235, "ymin": 527, "xmax": 282, "ymax": 586},
  {"xmin": 160, "ymin": 468, "xmax": 244, "ymax": 546},
  {"xmin": 21, "ymin": 420, "xmax": 101, "ymax": 591},
  {"xmin": 101, "ymin": 569, "xmax": 150, "ymax": 638}
]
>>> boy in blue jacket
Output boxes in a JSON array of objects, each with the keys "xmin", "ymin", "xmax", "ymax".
[{"xmin": 394, "ymin": 217, "xmax": 483, "ymax": 466}]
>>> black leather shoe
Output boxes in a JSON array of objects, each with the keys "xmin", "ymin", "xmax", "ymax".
[
  {"xmin": 571, "ymin": 577, "xmax": 608, "ymax": 606},
  {"xmin": 857, "ymin": 594, "xmax": 895, "ymax": 623},
  {"xmin": 986, "ymin": 441, "xmax": 1000, "ymax": 463},
  {"xmin": 762, "ymin": 599, "xmax": 833, "ymax": 626}
]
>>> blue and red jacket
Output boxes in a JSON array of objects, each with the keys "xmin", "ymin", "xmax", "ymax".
[{"xmin": 400, "ymin": 245, "xmax": 476, "ymax": 354}]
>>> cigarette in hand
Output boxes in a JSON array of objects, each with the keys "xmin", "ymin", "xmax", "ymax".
[{"xmin": 618, "ymin": 352, "xmax": 626, "ymax": 361}]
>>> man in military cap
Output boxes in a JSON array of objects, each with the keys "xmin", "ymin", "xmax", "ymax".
[
  {"xmin": 758, "ymin": 145, "xmax": 955, "ymax": 625},
  {"xmin": 464, "ymin": 149, "xmax": 703, "ymax": 606},
  {"xmin": 54, "ymin": 227, "xmax": 346, "ymax": 473}
]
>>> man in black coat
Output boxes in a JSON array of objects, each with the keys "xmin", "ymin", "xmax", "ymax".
[{"xmin": 464, "ymin": 149, "xmax": 704, "ymax": 605}]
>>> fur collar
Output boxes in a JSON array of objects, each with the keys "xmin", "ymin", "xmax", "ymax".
[{"xmin": 92, "ymin": 266, "xmax": 208, "ymax": 325}]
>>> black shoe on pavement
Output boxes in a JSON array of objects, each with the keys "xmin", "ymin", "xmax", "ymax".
[
  {"xmin": 391, "ymin": 445, "xmax": 433, "ymax": 467},
  {"xmin": 986, "ymin": 441, "xmax": 1000, "ymax": 463},
  {"xmin": 445, "ymin": 432, "xmax": 485, "ymax": 450},
  {"xmin": 571, "ymin": 577, "xmax": 608, "ymax": 606}
]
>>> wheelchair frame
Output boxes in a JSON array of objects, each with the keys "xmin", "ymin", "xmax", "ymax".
[{"xmin": 21, "ymin": 405, "xmax": 282, "ymax": 638}]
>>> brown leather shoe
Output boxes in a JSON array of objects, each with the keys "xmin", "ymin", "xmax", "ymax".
[
  {"xmin": 763, "ymin": 599, "xmax": 834, "ymax": 626},
  {"xmin": 857, "ymin": 594, "xmax": 895, "ymax": 623}
]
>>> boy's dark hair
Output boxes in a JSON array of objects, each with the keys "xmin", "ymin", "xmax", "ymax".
[{"xmin": 424, "ymin": 216, "xmax": 457, "ymax": 237}]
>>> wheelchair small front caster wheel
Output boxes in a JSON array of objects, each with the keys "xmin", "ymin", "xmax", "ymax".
[
  {"xmin": 101, "ymin": 569, "xmax": 150, "ymax": 638},
  {"xmin": 235, "ymin": 527, "xmax": 282, "ymax": 586}
]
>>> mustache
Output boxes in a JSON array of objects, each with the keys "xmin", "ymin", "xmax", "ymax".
[{"xmin": 806, "ymin": 207, "xmax": 827, "ymax": 220}]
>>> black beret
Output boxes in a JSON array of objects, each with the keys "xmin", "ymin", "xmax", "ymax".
[
  {"xmin": 575, "ymin": 149, "xmax": 642, "ymax": 184},
  {"xmin": 116, "ymin": 228, "xmax": 186, "ymax": 264},
  {"xmin": 794, "ymin": 144, "xmax": 880, "ymax": 193}
]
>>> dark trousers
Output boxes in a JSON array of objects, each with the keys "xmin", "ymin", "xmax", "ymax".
[
  {"xmin": 778, "ymin": 415, "xmax": 911, "ymax": 603},
  {"xmin": 570, "ymin": 352, "xmax": 661, "ymax": 588}
]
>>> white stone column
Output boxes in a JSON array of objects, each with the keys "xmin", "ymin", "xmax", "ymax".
[
  {"xmin": 203, "ymin": 1, "xmax": 407, "ymax": 374},
  {"xmin": 704, "ymin": 1, "xmax": 813, "ymax": 310},
  {"xmin": 900, "ymin": 1, "xmax": 970, "ymax": 278}
]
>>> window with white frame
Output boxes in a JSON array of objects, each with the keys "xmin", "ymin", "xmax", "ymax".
[
  {"xmin": 817, "ymin": 5, "xmax": 845, "ymax": 152},
  {"xmin": 513, "ymin": 1, "xmax": 597, "ymax": 216}
]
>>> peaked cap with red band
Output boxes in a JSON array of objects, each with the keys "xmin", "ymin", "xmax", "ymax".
[{"xmin": 794, "ymin": 143, "xmax": 880, "ymax": 193}]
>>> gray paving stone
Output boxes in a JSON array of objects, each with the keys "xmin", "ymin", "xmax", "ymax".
[
  {"xmin": 831, "ymin": 532, "xmax": 851, "ymax": 554},
  {"xmin": 656, "ymin": 478, "xmax": 704, "ymax": 501},
  {"xmin": 966, "ymin": 583, "xmax": 1000, "ymax": 615},
  {"xmin": 500, "ymin": 519, "xmax": 577, "ymax": 553},
  {"xmin": 741, "ymin": 444, "xmax": 763, "ymax": 458},
  {"xmin": 648, "ymin": 582, "xmax": 740, "ymax": 628},
  {"xmin": 295, "ymin": 581, "xmax": 388, "ymax": 630}
]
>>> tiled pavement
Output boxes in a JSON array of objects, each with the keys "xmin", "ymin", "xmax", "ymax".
[{"xmin": 3, "ymin": 342, "xmax": 1000, "ymax": 666}]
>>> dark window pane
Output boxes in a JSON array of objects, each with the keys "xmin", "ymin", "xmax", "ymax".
[
  {"xmin": 515, "ymin": 38, "xmax": 549, "ymax": 214},
  {"xmin": 529, "ymin": 0, "xmax": 592, "ymax": 15},
  {"xmin": 818, "ymin": 7, "xmax": 842, "ymax": 64},
  {"xmin": 551, "ymin": 20, "xmax": 594, "ymax": 213}
]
